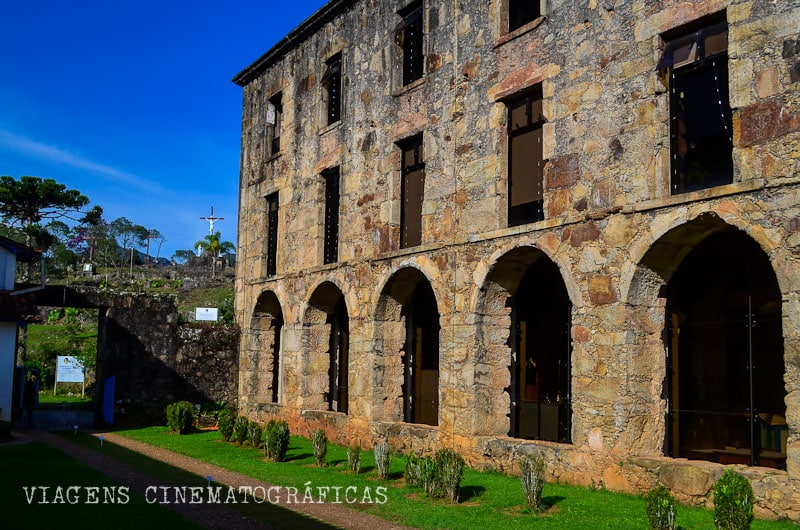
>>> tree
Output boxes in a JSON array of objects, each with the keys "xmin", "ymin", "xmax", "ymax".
[
  {"xmin": 0, "ymin": 176, "xmax": 89, "ymax": 248},
  {"xmin": 172, "ymin": 249, "xmax": 195, "ymax": 265},
  {"xmin": 195, "ymin": 231, "xmax": 235, "ymax": 279}
]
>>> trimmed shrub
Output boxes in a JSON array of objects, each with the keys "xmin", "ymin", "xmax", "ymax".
[
  {"xmin": 520, "ymin": 454, "xmax": 547, "ymax": 513},
  {"xmin": 404, "ymin": 453, "xmax": 422, "ymax": 487},
  {"xmin": 248, "ymin": 420, "xmax": 263, "ymax": 449},
  {"xmin": 346, "ymin": 442, "xmax": 361, "ymax": 473},
  {"xmin": 646, "ymin": 484, "xmax": 677, "ymax": 530},
  {"xmin": 264, "ymin": 420, "xmax": 290, "ymax": 462},
  {"xmin": 374, "ymin": 440, "xmax": 391, "ymax": 479},
  {"xmin": 165, "ymin": 401, "xmax": 194, "ymax": 434},
  {"xmin": 713, "ymin": 469, "xmax": 754, "ymax": 530},
  {"xmin": 419, "ymin": 455, "xmax": 441, "ymax": 498},
  {"xmin": 233, "ymin": 415, "xmax": 250, "ymax": 445},
  {"xmin": 436, "ymin": 448, "xmax": 465, "ymax": 503},
  {"xmin": 311, "ymin": 429, "xmax": 328, "ymax": 467},
  {"xmin": 217, "ymin": 408, "xmax": 235, "ymax": 442}
]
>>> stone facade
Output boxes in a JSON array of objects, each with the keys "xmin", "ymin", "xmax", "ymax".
[{"xmin": 234, "ymin": 0, "xmax": 800, "ymax": 519}]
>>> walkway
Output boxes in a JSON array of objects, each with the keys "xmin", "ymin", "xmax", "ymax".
[{"xmin": 14, "ymin": 428, "xmax": 414, "ymax": 530}]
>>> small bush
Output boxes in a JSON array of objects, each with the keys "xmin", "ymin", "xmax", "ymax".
[
  {"xmin": 248, "ymin": 420, "xmax": 263, "ymax": 449},
  {"xmin": 346, "ymin": 442, "xmax": 361, "ymax": 473},
  {"xmin": 520, "ymin": 454, "xmax": 547, "ymax": 513},
  {"xmin": 436, "ymin": 448, "xmax": 465, "ymax": 503},
  {"xmin": 217, "ymin": 408, "xmax": 235, "ymax": 442},
  {"xmin": 311, "ymin": 429, "xmax": 328, "ymax": 467},
  {"xmin": 165, "ymin": 401, "xmax": 194, "ymax": 434},
  {"xmin": 264, "ymin": 420, "xmax": 290, "ymax": 462},
  {"xmin": 713, "ymin": 469, "xmax": 754, "ymax": 530},
  {"xmin": 419, "ymin": 455, "xmax": 441, "ymax": 498},
  {"xmin": 233, "ymin": 415, "xmax": 250, "ymax": 445},
  {"xmin": 646, "ymin": 484, "xmax": 677, "ymax": 530},
  {"xmin": 374, "ymin": 440, "xmax": 391, "ymax": 479},
  {"xmin": 404, "ymin": 453, "xmax": 422, "ymax": 487}
]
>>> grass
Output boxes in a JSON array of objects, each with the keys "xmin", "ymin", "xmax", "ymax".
[
  {"xmin": 105, "ymin": 426, "xmax": 797, "ymax": 530},
  {"xmin": 38, "ymin": 389, "xmax": 93, "ymax": 406},
  {"xmin": 0, "ymin": 442, "xmax": 200, "ymax": 529}
]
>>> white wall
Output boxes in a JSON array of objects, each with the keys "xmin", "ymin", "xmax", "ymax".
[{"xmin": 0, "ymin": 249, "xmax": 16, "ymax": 290}]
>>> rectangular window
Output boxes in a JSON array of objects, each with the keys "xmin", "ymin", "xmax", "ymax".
[
  {"xmin": 399, "ymin": 134, "xmax": 424, "ymax": 248},
  {"xmin": 266, "ymin": 192, "xmax": 278, "ymax": 277},
  {"xmin": 323, "ymin": 167, "xmax": 340, "ymax": 264},
  {"xmin": 398, "ymin": 1, "xmax": 423, "ymax": 86},
  {"xmin": 506, "ymin": 86, "xmax": 545, "ymax": 226},
  {"xmin": 508, "ymin": 0, "xmax": 541, "ymax": 32},
  {"xmin": 267, "ymin": 92, "xmax": 283, "ymax": 155},
  {"xmin": 660, "ymin": 16, "xmax": 732, "ymax": 194},
  {"xmin": 323, "ymin": 54, "xmax": 342, "ymax": 125}
]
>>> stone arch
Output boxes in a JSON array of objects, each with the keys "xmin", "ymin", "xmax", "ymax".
[
  {"xmin": 474, "ymin": 246, "xmax": 572, "ymax": 441},
  {"xmin": 372, "ymin": 266, "xmax": 441, "ymax": 426},
  {"xmin": 625, "ymin": 213, "xmax": 788, "ymax": 466},
  {"xmin": 242, "ymin": 290, "xmax": 284, "ymax": 406},
  {"xmin": 301, "ymin": 281, "xmax": 350, "ymax": 413}
]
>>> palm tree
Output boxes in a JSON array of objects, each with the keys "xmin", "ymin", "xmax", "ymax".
[{"xmin": 194, "ymin": 231, "xmax": 235, "ymax": 279}]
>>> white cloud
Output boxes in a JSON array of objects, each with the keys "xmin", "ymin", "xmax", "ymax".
[{"xmin": 0, "ymin": 129, "xmax": 166, "ymax": 193}]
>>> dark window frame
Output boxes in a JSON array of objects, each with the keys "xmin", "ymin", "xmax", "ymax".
[
  {"xmin": 323, "ymin": 53, "xmax": 342, "ymax": 125},
  {"xmin": 398, "ymin": 134, "xmax": 425, "ymax": 248},
  {"xmin": 266, "ymin": 192, "xmax": 279, "ymax": 277},
  {"xmin": 508, "ymin": 0, "xmax": 541, "ymax": 32},
  {"xmin": 506, "ymin": 85, "xmax": 545, "ymax": 227},
  {"xmin": 323, "ymin": 167, "xmax": 340, "ymax": 265},
  {"xmin": 398, "ymin": 1, "xmax": 424, "ymax": 86},
  {"xmin": 661, "ymin": 16, "xmax": 732, "ymax": 195}
]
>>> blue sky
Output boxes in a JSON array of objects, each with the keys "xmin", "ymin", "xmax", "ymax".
[{"xmin": 0, "ymin": 0, "xmax": 327, "ymax": 259}]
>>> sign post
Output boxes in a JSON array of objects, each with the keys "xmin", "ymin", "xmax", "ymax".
[{"xmin": 55, "ymin": 356, "xmax": 85, "ymax": 397}]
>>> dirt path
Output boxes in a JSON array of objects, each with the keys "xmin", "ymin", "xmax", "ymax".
[{"xmin": 16, "ymin": 429, "xmax": 415, "ymax": 530}]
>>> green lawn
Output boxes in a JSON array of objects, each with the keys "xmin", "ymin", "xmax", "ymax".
[
  {"xmin": 108, "ymin": 426, "xmax": 798, "ymax": 530},
  {"xmin": 0, "ymin": 442, "xmax": 200, "ymax": 529}
]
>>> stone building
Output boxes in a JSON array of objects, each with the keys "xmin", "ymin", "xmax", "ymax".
[{"xmin": 233, "ymin": 0, "xmax": 800, "ymax": 518}]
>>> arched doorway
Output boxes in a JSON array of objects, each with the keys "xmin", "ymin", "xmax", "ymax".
[
  {"xmin": 374, "ymin": 268, "xmax": 440, "ymax": 426},
  {"xmin": 304, "ymin": 283, "xmax": 350, "ymax": 413},
  {"xmin": 665, "ymin": 230, "xmax": 786, "ymax": 467},
  {"xmin": 476, "ymin": 247, "xmax": 572, "ymax": 442},
  {"xmin": 403, "ymin": 280, "xmax": 439, "ymax": 426},
  {"xmin": 327, "ymin": 297, "xmax": 349, "ymax": 413},
  {"xmin": 508, "ymin": 256, "xmax": 571, "ymax": 442},
  {"xmin": 247, "ymin": 292, "xmax": 283, "ymax": 404}
]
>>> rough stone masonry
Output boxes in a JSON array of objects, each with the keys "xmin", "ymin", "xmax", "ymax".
[{"xmin": 233, "ymin": 0, "xmax": 800, "ymax": 519}]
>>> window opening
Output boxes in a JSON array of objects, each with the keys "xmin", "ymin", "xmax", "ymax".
[
  {"xmin": 323, "ymin": 167, "xmax": 340, "ymax": 265},
  {"xmin": 323, "ymin": 54, "xmax": 342, "ymax": 125},
  {"xmin": 267, "ymin": 92, "xmax": 283, "ymax": 155},
  {"xmin": 660, "ymin": 18, "xmax": 732, "ymax": 194},
  {"xmin": 398, "ymin": 2, "xmax": 423, "ymax": 86},
  {"xmin": 266, "ymin": 192, "xmax": 278, "ymax": 277},
  {"xmin": 509, "ymin": 0, "xmax": 540, "ymax": 32},
  {"xmin": 506, "ymin": 85, "xmax": 545, "ymax": 226},
  {"xmin": 399, "ymin": 134, "xmax": 425, "ymax": 248}
]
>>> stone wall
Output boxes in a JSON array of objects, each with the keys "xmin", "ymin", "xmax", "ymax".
[
  {"xmin": 38, "ymin": 287, "xmax": 239, "ymax": 414},
  {"xmin": 234, "ymin": 0, "xmax": 800, "ymax": 519}
]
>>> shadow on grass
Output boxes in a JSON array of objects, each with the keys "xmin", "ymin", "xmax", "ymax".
[
  {"xmin": 56, "ymin": 431, "xmax": 339, "ymax": 530},
  {"xmin": 459, "ymin": 485, "xmax": 486, "ymax": 502},
  {"xmin": 542, "ymin": 495, "xmax": 567, "ymax": 508},
  {"xmin": 286, "ymin": 452, "xmax": 313, "ymax": 462}
]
